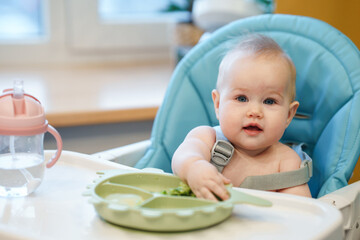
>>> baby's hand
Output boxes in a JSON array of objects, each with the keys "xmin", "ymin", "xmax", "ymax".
[{"xmin": 186, "ymin": 160, "xmax": 231, "ymax": 201}]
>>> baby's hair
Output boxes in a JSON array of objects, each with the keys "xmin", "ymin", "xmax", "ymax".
[{"xmin": 218, "ymin": 34, "xmax": 297, "ymax": 102}]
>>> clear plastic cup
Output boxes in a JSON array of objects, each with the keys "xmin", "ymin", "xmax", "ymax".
[{"xmin": 0, "ymin": 81, "xmax": 62, "ymax": 197}]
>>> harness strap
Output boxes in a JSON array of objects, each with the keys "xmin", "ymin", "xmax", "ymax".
[
  {"xmin": 210, "ymin": 140, "xmax": 234, "ymax": 172},
  {"xmin": 240, "ymin": 159, "xmax": 312, "ymax": 190}
]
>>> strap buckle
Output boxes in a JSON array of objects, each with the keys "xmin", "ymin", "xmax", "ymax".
[{"xmin": 210, "ymin": 140, "xmax": 234, "ymax": 172}]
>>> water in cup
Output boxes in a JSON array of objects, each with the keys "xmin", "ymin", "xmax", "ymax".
[{"xmin": 0, "ymin": 153, "xmax": 44, "ymax": 197}]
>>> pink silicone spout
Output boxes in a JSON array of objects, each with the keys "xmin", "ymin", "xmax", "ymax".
[{"xmin": 0, "ymin": 80, "xmax": 47, "ymax": 135}]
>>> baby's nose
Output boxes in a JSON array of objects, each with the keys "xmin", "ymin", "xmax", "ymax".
[{"xmin": 246, "ymin": 105, "xmax": 263, "ymax": 119}]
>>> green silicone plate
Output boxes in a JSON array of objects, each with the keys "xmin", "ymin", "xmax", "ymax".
[{"xmin": 84, "ymin": 170, "xmax": 272, "ymax": 232}]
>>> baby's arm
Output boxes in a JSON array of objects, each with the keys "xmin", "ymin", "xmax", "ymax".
[
  {"xmin": 172, "ymin": 126, "xmax": 231, "ymax": 201},
  {"xmin": 278, "ymin": 148, "xmax": 312, "ymax": 197}
]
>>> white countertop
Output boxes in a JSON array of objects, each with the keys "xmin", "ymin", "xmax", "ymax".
[
  {"xmin": 0, "ymin": 62, "xmax": 173, "ymax": 127},
  {"xmin": 0, "ymin": 151, "xmax": 344, "ymax": 240}
]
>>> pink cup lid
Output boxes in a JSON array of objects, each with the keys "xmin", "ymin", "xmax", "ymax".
[{"xmin": 0, "ymin": 84, "xmax": 48, "ymax": 136}]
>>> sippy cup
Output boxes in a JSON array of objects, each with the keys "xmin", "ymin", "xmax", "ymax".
[{"xmin": 0, "ymin": 81, "xmax": 62, "ymax": 197}]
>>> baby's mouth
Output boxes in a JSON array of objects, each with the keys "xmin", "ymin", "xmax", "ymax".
[{"xmin": 243, "ymin": 124, "xmax": 263, "ymax": 135}]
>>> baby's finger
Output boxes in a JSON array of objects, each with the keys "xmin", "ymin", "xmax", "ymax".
[
  {"xmin": 210, "ymin": 182, "xmax": 229, "ymax": 201},
  {"xmin": 197, "ymin": 187, "xmax": 218, "ymax": 202},
  {"xmin": 221, "ymin": 174, "xmax": 232, "ymax": 184}
]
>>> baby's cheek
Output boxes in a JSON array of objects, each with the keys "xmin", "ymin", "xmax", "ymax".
[
  {"xmin": 268, "ymin": 123, "xmax": 287, "ymax": 141},
  {"xmin": 221, "ymin": 113, "xmax": 239, "ymax": 130}
]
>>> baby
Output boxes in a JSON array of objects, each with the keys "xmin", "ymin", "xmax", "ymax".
[{"xmin": 172, "ymin": 34, "xmax": 312, "ymax": 201}]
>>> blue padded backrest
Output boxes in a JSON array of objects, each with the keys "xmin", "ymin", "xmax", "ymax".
[{"xmin": 136, "ymin": 14, "xmax": 360, "ymax": 198}]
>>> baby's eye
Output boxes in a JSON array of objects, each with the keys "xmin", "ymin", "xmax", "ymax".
[
  {"xmin": 264, "ymin": 98, "xmax": 276, "ymax": 105},
  {"xmin": 237, "ymin": 95, "xmax": 248, "ymax": 102}
]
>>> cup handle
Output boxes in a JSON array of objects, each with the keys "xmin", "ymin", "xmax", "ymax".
[{"xmin": 46, "ymin": 125, "xmax": 63, "ymax": 168}]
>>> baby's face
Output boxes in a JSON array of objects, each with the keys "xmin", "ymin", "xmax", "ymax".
[{"xmin": 212, "ymin": 53, "xmax": 298, "ymax": 152}]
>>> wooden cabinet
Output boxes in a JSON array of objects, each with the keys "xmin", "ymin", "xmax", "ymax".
[{"xmin": 275, "ymin": 0, "xmax": 360, "ymax": 49}]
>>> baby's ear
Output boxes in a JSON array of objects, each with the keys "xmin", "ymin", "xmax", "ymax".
[
  {"xmin": 212, "ymin": 89, "xmax": 220, "ymax": 119},
  {"xmin": 286, "ymin": 101, "xmax": 299, "ymax": 127}
]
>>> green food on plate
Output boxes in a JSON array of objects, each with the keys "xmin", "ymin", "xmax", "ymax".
[{"xmin": 161, "ymin": 182, "xmax": 196, "ymax": 197}]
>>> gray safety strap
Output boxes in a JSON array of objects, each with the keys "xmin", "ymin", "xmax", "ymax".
[
  {"xmin": 239, "ymin": 159, "xmax": 313, "ymax": 190},
  {"xmin": 210, "ymin": 140, "xmax": 234, "ymax": 172}
]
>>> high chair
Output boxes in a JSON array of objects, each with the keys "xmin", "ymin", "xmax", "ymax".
[{"xmin": 93, "ymin": 14, "xmax": 360, "ymax": 239}]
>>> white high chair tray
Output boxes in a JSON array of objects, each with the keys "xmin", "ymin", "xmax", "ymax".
[{"xmin": 0, "ymin": 151, "xmax": 343, "ymax": 240}]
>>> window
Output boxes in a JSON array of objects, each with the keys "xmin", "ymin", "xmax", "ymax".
[
  {"xmin": 98, "ymin": 0, "xmax": 191, "ymax": 22},
  {"xmin": 0, "ymin": 0, "xmax": 46, "ymax": 42},
  {"xmin": 0, "ymin": 0, "xmax": 191, "ymax": 66}
]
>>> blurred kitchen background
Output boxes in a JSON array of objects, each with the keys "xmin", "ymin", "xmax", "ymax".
[{"xmin": 0, "ymin": 0, "xmax": 359, "ymax": 154}]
